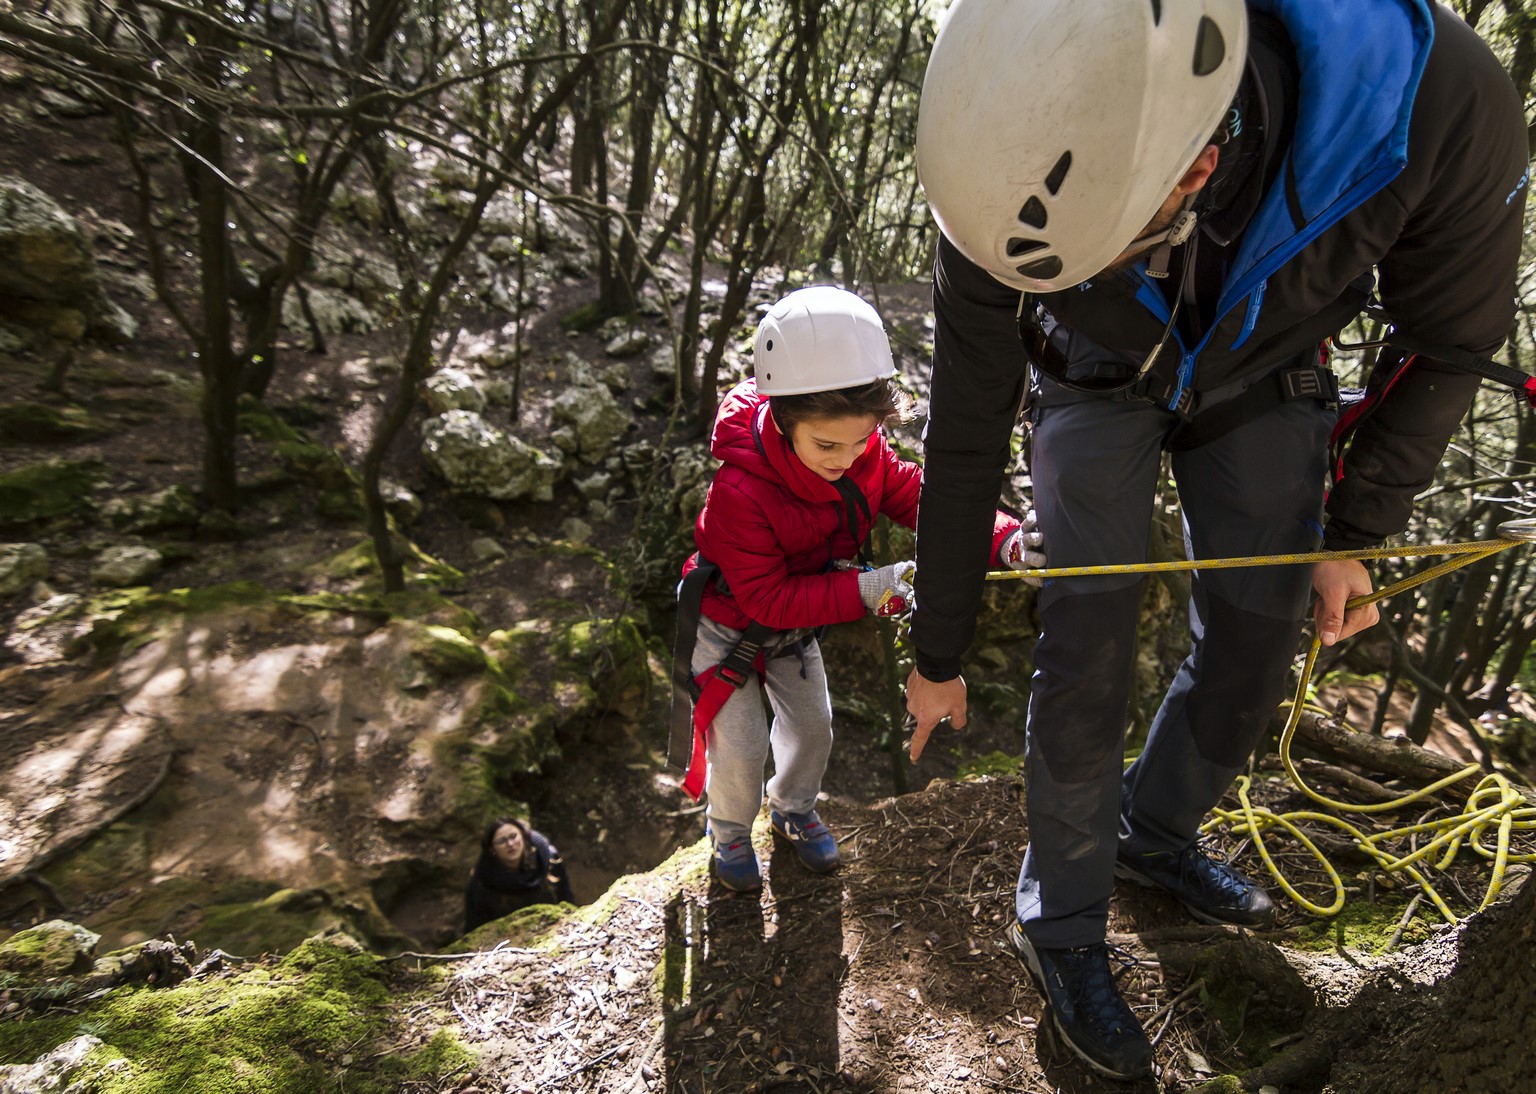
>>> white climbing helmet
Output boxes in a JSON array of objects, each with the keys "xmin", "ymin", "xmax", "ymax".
[
  {"xmin": 916, "ymin": 0, "xmax": 1248, "ymax": 292},
  {"xmin": 753, "ymin": 286, "xmax": 896, "ymax": 396}
]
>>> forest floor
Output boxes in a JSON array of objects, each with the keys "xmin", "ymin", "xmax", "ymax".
[{"xmin": 444, "ymin": 769, "xmax": 1535, "ymax": 1094}]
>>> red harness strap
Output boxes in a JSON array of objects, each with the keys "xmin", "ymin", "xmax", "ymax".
[{"xmin": 678, "ymin": 653, "xmax": 767, "ymax": 801}]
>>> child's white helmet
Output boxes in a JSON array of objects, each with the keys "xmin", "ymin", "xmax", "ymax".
[
  {"xmin": 916, "ymin": 0, "xmax": 1247, "ymax": 292},
  {"xmin": 754, "ymin": 286, "xmax": 896, "ymax": 396}
]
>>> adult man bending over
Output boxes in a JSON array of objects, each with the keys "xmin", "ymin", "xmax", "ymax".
[{"xmin": 905, "ymin": 0, "xmax": 1527, "ymax": 1080}]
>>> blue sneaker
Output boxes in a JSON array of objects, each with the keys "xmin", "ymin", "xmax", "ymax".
[
  {"xmin": 1008, "ymin": 923, "xmax": 1154, "ymax": 1080},
  {"xmin": 769, "ymin": 809, "xmax": 840, "ymax": 873},
  {"xmin": 1116, "ymin": 838, "xmax": 1276, "ymax": 928},
  {"xmin": 711, "ymin": 836, "xmax": 762, "ymax": 892}
]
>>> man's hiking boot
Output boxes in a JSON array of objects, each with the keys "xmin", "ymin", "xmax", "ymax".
[
  {"xmin": 711, "ymin": 836, "xmax": 762, "ymax": 892},
  {"xmin": 1008, "ymin": 923, "xmax": 1154, "ymax": 1080},
  {"xmin": 1116, "ymin": 839, "xmax": 1276, "ymax": 928},
  {"xmin": 769, "ymin": 809, "xmax": 841, "ymax": 873}
]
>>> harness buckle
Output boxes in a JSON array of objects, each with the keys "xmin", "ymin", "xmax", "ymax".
[
  {"xmin": 716, "ymin": 663, "xmax": 752, "ymax": 688},
  {"xmin": 1280, "ymin": 365, "xmax": 1340, "ymax": 408}
]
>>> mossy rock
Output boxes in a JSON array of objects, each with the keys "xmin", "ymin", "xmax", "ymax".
[
  {"xmin": 0, "ymin": 458, "xmax": 107, "ymax": 532},
  {"xmin": 79, "ymin": 582, "xmax": 276, "ymax": 662},
  {"xmin": 559, "ymin": 301, "xmax": 607, "ymax": 332},
  {"xmin": 548, "ymin": 615, "xmax": 652, "ymax": 724},
  {"xmin": 312, "ymin": 538, "xmax": 464, "ymax": 588},
  {"xmin": 236, "ymin": 397, "xmax": 306, "ymax": 444},
  {"xmin": 81, "ymin": 877, "xmax": 410, "ymax": 959},
  {"xmin": 0, "ymin": 401, "xmax": 113, "ymax": 443},
  {"xmin": 0, "ymin": 920, "xmax": 100, "ymax": 978},
  {"xmin": 0, "ymin": 932, "xmax": 472, "ymax": 1091},
  {"xmin": 404, "ymin": 620, "xmax": 489, "ymax": 681}
]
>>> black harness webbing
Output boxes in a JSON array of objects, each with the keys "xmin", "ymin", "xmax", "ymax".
[{"xmin": 667, "ymin": 557, "xmax": 781, "ymax": 775}]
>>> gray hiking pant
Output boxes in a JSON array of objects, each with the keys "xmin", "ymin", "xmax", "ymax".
[
  {"xmin": 1015, "ymin": 387, "xmax": 1332, "ymax": 948},
  {"xmin": 691, "ymin": 616, "xmax": 833, "ymax": 847}
]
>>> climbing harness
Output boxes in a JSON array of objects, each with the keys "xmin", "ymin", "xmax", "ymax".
[{"xmin": 988, "ymin": 518, "xmax": 1536, "ymax": 923}]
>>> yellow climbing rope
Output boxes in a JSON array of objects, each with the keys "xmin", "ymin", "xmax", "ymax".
[{"xmin": 986, "ymin": 518, "xmax": 1536, "ymax": 922}]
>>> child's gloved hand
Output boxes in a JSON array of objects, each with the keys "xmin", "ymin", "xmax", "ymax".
[
  {"xmin": 858, "ymin": 561, "xmax": 915, "ymax": 616},
  {"xmin": 1001, "ymin": 509, "xmax": 1047, "ymax": 587}
]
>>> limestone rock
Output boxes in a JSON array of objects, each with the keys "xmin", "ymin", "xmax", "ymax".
[
  {"xmin": 0, "ymin": 1034, "xmax": 127, "ymax": 1094},
  {"xmin": 3, "ymin": 592, "xmax": 85, "ymax": 663},
  {"xmin": 649, "ymin": 344, "xmax": 678, "ymax": 382},
  {"xmin": 0, "ymin": 542, "xmax": 47, "ymax": 595},
  {"xmin": 421, "ymin": 367, "xmax": 487, "ymax": 415},
  {"xmin": 574, "ymin": 471, "xmax": 614, "ymax": 501},
  {"xmin": 283, "ymin": 284, "xmax": 378, "ymax": 335},
  {"xmin": 0, "ymin": 176, "xmax": 132, "ymax": 345},
  {"xmin": 604, "ymin": 328, "xmax": 651, "ymax": 358},
  {"xmin": 99, "ymin": 485, "xmax": 200, "ymax": 533},
  {"xmin": 380, "ymin": 479, "xmax": 423, "ymax": 526},
  {"xmin": 91, "ymin": 545, "xmax": 163, "ymax": 588},
  {"xmin": 420, "ymin": 410, "xmax": 560, "ymax": 501},
  {"xmin": 471, "ymin": 536, "xmax": 507, "ymax": 562},
  {"xmin": 550, "ymin": 378, "xmax": 631, "ymax": 465}
]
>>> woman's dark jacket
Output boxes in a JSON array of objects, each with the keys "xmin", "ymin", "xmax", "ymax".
[{"xmin": 462, "ymin": 829, "xmax": 575, "ymax": 933}]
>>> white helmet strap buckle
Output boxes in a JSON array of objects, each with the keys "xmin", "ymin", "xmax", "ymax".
[{"xmin": 1145, "ymin": 196, "xmax": 1200, "ymax": 280}]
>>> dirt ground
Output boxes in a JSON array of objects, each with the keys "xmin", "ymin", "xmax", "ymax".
[{"xmin": 439, "ymin": 768, "xmax": 1536, "ymax": 1094}]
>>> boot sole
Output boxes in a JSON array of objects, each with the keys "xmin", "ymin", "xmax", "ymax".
[
  {"xmin": 1114, "ymin": 861, "xmax": 1275, "ymax": 928},
  {"xmin": 1006, "ymin": 924, "xmax": 1154, "ymax": 1082}
]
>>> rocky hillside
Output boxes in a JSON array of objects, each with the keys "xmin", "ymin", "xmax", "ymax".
[{"xmin": 3, "ymin": 776, "xmax": 1534, "ymax": 1093}]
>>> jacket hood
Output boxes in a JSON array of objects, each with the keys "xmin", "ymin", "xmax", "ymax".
[
  {"xmin": 1225, "ymin": 0, "xmax": 1433, "ymax": 310},
  {"xmin": 710, "ymin": 379, "xmax": 877, "ymax": 505}
]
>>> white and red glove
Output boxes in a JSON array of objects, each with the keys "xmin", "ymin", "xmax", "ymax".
[
  {"xmin": 858, "ymin": 560, "xmax": 916, "ymax": 617},
  {"xmin": 1000, "ymin": 509, "xmax": 1047, "ymax": 587}
]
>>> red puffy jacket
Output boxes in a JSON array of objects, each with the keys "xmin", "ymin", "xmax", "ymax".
[{"xmin": 686, "ymin": 379, "xmax": 1016, "ymax": 632}]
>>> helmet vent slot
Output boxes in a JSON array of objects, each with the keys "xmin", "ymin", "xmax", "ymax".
[
  {"xmin": 1006, "ymin": 237, "xmax": 1048, "ymax": 259},
  {"xmin": 1017, "ymin": 196, "xmax": 1048, "ymax": 229},
  {"xmin": 1044, "ymin": 152, "xmax": 1071, "ymax": 196},
  {"xmin": 1016, "ymin": 256, "xmax": 1063, "ymax": 281},
  {"xmin": 1150, "ymin": 0, "xmax": 1162, "ymax": 25},
  {"xmin": 1193, "ymin": 16, "xmax": 1226, "ymax": 76}
]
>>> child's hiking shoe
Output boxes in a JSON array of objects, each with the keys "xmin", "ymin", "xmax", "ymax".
[
  {"xmin": 1008, "ymin": 922, "xmax": 1154, "ymax": 1080},
  {"xmin": 711, "ymin": 836, "xmax": 762, "ymax": 892},
  {"xmin": 1115, "ymin": 838, "xmax": 1275, "ymax": 928},
  {"xmin": 769, "ymin": 809, "xmax": 841, "ymax": 873}
]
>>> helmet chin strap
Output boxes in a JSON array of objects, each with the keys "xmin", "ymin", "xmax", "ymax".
[{"xmin": 1143, "ymin": 193, "xmax": 1200, "ymax": 279}]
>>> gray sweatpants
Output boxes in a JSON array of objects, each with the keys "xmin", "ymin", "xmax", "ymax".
[
  {"xmin": 691, "ymin": 616, "xmax": 834, "ymax": 847},
  {"xmin": 1016, "ymin": 386, "xmax": 1332, "ymax": 948}
]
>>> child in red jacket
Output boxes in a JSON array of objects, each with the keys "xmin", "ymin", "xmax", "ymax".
[{"xmin": 669, "ymin": 286, "xmax": 1040, "ymax": 891}]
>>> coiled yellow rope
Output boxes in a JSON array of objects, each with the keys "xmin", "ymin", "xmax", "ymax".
[{"xmin": 986, "ymin": 518, "xmax": 1536, "ymax": 921}]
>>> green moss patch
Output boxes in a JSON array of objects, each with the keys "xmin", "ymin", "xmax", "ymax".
[
  {"xmin": 0, "ymin": 401, "xmax": 113, "ymax": 443},
  {"xmin": 955, "ymin": 752, "xmax": 1024, "ymax": 779},
  {"xmin": 0, "ymin": 934, "xmax": 469, "ymax": 1091},
  {"xmin": 405, "ymin": 621, "xmax": 489, "ymax": 680},
  {"xmin": 0, "ymin": 458, "xmax": 107, "ymax": 531},
  {"xmin": 1287, "ymin": 890, "xmax": 1433, "ymax": 954}
]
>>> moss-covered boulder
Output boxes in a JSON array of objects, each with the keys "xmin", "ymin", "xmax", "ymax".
[
  {"xmin": 0, "ymin": 931, "xmax": 471, "ymax": 1092},
  {"xmin": 0, "ymin": 401, "xmax": 113, "ymax": 443},
  {"xmin": 0, "ymin": 920, "xmax": 100, "ymax": 978},
  {"xmin": 0, "ymin": 458, "xmax": 106, "ymax": 532}
]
